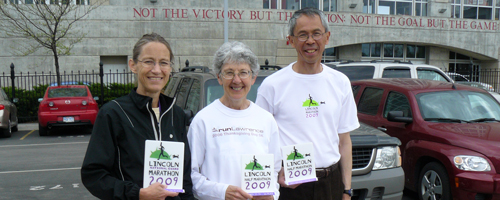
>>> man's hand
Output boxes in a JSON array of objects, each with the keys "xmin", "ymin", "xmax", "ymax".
[
  {"xmin": 139, "ymin": 182, "xmax": 179, "ymax": 200},
  {"xmin": 343, "ymin": 193, "xmax": 351, "ymax": 200},
  {"xmin": 225, "ymin": 185, "xmax": 253, "ymax": 200},
  {"xmin": 277, "ymin": 167, "xmax": 301, "ymax": 189},
  {"xmin": 253, "ymin": 195, "xmax": 274, "ymax": 200}
]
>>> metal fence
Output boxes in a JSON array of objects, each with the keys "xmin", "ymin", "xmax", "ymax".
[
  {"xmin": 1, "ymin": 63, "xmax": 136, "ymax": 123},
  {"xmin": 444, "ymin": 69, "xmax": 500, "ymax": 93}
]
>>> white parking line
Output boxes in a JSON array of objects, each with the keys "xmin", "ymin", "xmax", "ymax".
[
  {"xmin": 0, "ymin": 142, "xmax": 88, "ymax": 148},
  {"xmin": 0, "ymin": 167, "xmax": 81, "ymax": 174}
]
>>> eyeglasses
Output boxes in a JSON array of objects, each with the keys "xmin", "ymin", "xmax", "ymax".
[
  {"xmin": 137, "ymin": 59, "xmax": 173, "ymax": 69},
  {"xmin": 220, "ymin": 70, "xmax": 252, "ymax": 80},
  {"xmin": 294, "ymin": 32, "xmax": 326, "ymax": 42}
]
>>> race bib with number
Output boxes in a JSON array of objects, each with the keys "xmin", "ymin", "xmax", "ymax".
[
  {"xmin": 143, "ymin": 140, "xmax": 185, "ymax": 193},
  {"xmin": 240, "ymin": 154, "xmax": 275, "ymax": 196},
  {"xmin": 281, "ymin": 143, "xmax": 317, "ymax": 185}
]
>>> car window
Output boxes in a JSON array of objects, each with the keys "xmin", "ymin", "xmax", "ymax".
[
  {"xmin": 352, "ymin": 85, "xmax": 361, "ymax": 97},
  {"xmin": 205, "ymin": 79, "xmax": 224, "ymax": 106},
  {"xmin": 417, "ymin": 90, "xmax": 500, "ymax": 121},
  {"xmin": 335, "ymin": 66, "xmax": 375, "ymax": 81},
  {"xmin": 164, "ymin": 77, "xmax": 179, "ymax": 97},
  {"xmin": 417, "ymin": 68, "xmax": 449, "ymax": 82},
  {"xmin": 382, "ymin": 68, "xmax": 411, "ymax": 78},
  {"xmin": 48, "ymin": 88, "xmax": 88, "ymax": 98},
  {"xmin": 450, "ymin": 74, "xmax": 469, "ymax": 81},
  {"xmin": 175, "ymin": 78, "xmax": 192, "ymax": 109},
  {"xmin": 358, "ymin": 87, "xmax": 384, "ymax": 115},
  {"xmin": 185, "ymin": 79, "xmax": 201, "ymax": 115},
  {"xmin": 383, "ymin": 92, "xmax": 412, "ymax": 118}
]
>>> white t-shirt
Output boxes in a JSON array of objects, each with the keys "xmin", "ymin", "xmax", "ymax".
[
  {"xmin": 188, "ymin": 99, "xmax": 281, "ymax": 200},
  {"xmin": 256, "ymin": 63, "xmax": 360, "ymax": 168}
]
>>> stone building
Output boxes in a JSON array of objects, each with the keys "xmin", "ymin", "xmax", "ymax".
[{"xmin": 1, "ymin": 0, "xmax": 499, "ymax": 79}]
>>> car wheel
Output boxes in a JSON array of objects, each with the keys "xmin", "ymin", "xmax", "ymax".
[
  {"xmin": 39, "ymin": 124, "xmax": 48, "ymax": 136},
  {"xmin": 1, "ymin": 120, "xmax": 12, "ymax": 138},
  {"xmin": 418, "ymin": 162, "xmax": 451, "ymax": 200}
]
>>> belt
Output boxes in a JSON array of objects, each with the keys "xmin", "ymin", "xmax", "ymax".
[{"xmin": 316, "ymin": 162, "xmax": 339, "ymax": 178}]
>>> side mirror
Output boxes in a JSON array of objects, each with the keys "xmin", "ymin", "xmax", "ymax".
[
  {"xmin": 387, "ymin": 111, "xmax": 413, "ymax": 123},
  {"xmin": 94, "ymin": 96, "xmax": 99, "ymax": 101},
  {"xmin": 184, "ymin": 109, "xmax": 194, "ymax": 126},
  {"xmin": 38, "ymin": 98, "xmax": 43, "ymax": 103}
]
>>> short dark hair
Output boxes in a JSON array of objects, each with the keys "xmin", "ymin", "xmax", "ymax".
[{"xmin": 288, "ymin": 7, "xmax": 329, "ymax": 36}]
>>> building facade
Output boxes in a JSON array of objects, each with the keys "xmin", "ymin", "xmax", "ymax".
[{"xmin": 1, "ymin": 0, "xmax": 500, "ymax": 79}]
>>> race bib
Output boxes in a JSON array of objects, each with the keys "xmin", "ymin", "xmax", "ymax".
[{"xmin": 143, "ymin": 140, "xmax": 185, "ymax": 193}]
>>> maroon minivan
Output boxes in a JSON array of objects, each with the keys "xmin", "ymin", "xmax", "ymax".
[{"xmin": 351, "ymin": 78, "xmax": 500, "ymax": 200}]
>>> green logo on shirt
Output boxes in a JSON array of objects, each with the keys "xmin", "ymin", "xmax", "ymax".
[{"xmin": 302, "ymin": 94, "xmax": 319, "ymax": 107}]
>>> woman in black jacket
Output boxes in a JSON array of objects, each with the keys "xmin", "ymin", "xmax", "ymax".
[{"xmin": 81, "ymin": 33, "xmax": 194, "ymax": 200}]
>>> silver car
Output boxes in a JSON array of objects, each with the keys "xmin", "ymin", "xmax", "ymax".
[{"xmin": 0, "ymin": 88, "xmax": 18, "ymax": 138}]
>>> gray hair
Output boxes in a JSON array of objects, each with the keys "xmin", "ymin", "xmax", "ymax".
[
  {"xmin": 288, "ymin": 7, "xmax": 329, "ymax": 36},
  {"xmin": 213, "ymin": 41, "xmax": 259, "ymax": 77}
]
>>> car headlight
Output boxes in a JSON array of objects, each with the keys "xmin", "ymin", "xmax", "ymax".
[
  {"xmin": 373, "ymin": 146, "xmax": 401, "ymax": 170},
  {"xmin": 454, "ymin": 155, "xmax": 491, "ymax": 171}
]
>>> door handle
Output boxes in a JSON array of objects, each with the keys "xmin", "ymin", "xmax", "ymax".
[{"xmin": 377, "ymin": 127, "xmax": 387, "ymax": 132}]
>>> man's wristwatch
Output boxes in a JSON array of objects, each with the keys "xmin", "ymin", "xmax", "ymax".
[{"xmin": 343, "ymin": 189, "xmax": 353, "ymax": 197}]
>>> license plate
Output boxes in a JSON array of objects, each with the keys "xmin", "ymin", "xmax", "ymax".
[{"xmin": 63, "ymin": 117, "xmax": 74, "ymax": 123}]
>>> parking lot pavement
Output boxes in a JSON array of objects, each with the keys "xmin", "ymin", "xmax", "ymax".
[{"xmin": 17, "ymin": 123, "xmax": 38, "ymax": 131}]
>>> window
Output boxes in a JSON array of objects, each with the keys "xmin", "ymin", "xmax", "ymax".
[
  {"xmin": 322, "ymin": 47, "xmax": 337, "ymax": 62},
  {"xmin": 164, "ymin": 77, "xmax": 179, "ymax": 97},
  {"xmin": 336, "ymin": 66, "xmax": 375, "ymax": 81},
  {"xmin": 323, "ymin": 0, "xmax": 337, "ymax": 12},
  {"xmin": 384, "ymin": 92, "xmax": 412, "ymax": 118},
  {"xmin": 453, "ymin": 0, "xmax": 495, "ymax": 19},
  {"xmin": 382, "ymin": 67, "xmax": 411, "ymax": 78},
  {"xmin": 363, "ymin": 0, "xmax": 376, "ymax": 14},
  {"xmin": 302, "ymin": 0, "xmax": 319, "ymax": 9},
  {"xmin": 358, "ymin": 87, "xmax": 384, "ymax": 115},
  {"xmin": 175, "ymin": 78, "xmax": 192, "ymax": 109},
  {"xmin": 362, "ymin": 43, "xmax": 424, "ymax": 61},
  {"xmin": 76, "ymin": 0, "xmax": 88, "ymax": 5},
  {"xmin": 417, "ymin": 68, "xmax": 450, "ymax": 82},
  {"xmin": 406, "ymin": 45, "xmax": 425, "ymax": 58},
  {"xmin": 185, "ymin": 79, "xmax": 201, "ymax": 115},
  {"xmin": 263, "ymin": 0, "xmax": 277, "ymax": 9},
  {"xmin": 352, "ymin": 85, "xmax": 361, "ymax": 97}
]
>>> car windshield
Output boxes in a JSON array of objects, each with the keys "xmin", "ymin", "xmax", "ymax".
[
  {"xmin": 416, "ymin": 90, "xmax": 500, "ymax": 122},
  {"xmin": 48, "ymin": 88, "xmax": 88, "ymax": 98},
  {"xmin": 204, "ymin": 77, "xmax": 265, "ymax": 106}
]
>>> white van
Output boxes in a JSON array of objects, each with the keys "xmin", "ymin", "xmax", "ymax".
[{"xmin": 326, "ymin": 61, "xmax": 453, "ymax": 82}]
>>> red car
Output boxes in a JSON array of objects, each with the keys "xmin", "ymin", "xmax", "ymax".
[
  {"xmin": 351, "ymin": 78, "xmax": 500, "ymax": 200},
  {"xmin": 38, "ymin": 85, "xmax": 99, "ymax": 136}
]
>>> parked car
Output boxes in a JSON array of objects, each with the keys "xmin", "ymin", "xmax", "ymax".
[
  {"xmin": 351, "ymin": 78, "xmax": 500, "ymax": 200},
  {"xmin": 455, "ymin": 81, "xmax": 500, "ymax": 102},
  {"xmin": 49, "ymin": 81, "xmax": 91, "ymax": 86},
  {"xmin": 164, "ymin": 66, "xmax": 405, "ymax": 200},
  {"xmin": 0, "ymin": 88, "xmax": 18, "ymax": 138},
  {"xmin": 38, "ymin": 85, "xmax": 99, "ymax": 136},
  {"xmin": 327, "ymin": 60, "xmax": 453, "ymax": 82},
  {"xmin": 447, "ymin": 72, "xmax": 494, "ymax": 92}
]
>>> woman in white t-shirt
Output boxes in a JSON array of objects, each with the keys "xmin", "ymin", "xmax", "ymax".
[{"xmin": 187, "ymin": 41, "xmax": 281, "ymax": 200}]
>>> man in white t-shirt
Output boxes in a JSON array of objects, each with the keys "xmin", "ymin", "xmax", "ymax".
[{"xmin": 256, "ymin": 7, "xmax": 359, "ymax": 200}]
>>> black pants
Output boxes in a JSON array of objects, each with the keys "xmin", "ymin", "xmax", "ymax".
[{"xmin": 278, "ymin": 164, "xmax": 344, "ymax": 200}]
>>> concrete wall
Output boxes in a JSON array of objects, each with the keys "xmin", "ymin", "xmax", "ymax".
[{"xmin": 1, "ymin": 0, "xmax": 499, "ymax": 74}]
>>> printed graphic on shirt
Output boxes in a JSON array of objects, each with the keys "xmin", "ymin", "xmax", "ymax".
[
  {"xmin": 241, "ymin": 154, "xmax": 275, "ymax": 196},
  {"xmin": 303, "ymin": 94, "xmax": 325, "ymax": 118},
  {"xmin": 211, "ymin": 126, "xmax": 264, "ymax": 138}
]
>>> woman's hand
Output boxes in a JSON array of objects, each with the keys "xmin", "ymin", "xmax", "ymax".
[
  {"xmin": 139, "ymin": 182, "xmax": 179, "ymax": 200},
  {"xmin": 225, "ymin": 185, "xmax": 253, "ymax": 200}
]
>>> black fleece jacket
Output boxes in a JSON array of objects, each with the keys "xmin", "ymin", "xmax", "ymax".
[{"xmin": 81, "ymin": 88, "xmax": 194, "ymax": 200}]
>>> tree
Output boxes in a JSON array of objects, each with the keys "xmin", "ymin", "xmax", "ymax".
[{"xmin": 0, "ymin": 0, "xmax": 105, "ymax": 86}]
